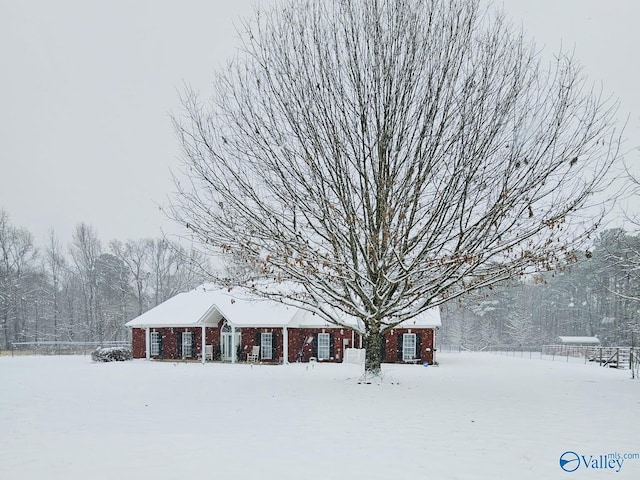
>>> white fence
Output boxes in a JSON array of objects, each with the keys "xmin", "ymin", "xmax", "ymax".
[
  {"xmin": 541, "ymin": 344, "xmax": 638, "ymax": 369},
  {"xmin": 439, "ymin": 344, "xmax": 639, "ymax": 371},
  {"xmin": 8, "ymin": 341, "xmax": 130, "ymax": 356},
  {"xmin": 343, "ymin": 348, "xmax": 366, "ymax": 365}
]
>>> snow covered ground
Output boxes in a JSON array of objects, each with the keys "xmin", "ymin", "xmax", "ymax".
[{"xmin": 1, "ymin": 352, "xmax": 638, "ymax": 480}]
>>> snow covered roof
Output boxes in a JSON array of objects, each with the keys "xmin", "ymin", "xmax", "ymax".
[
  {"xmin": 124, "ymin": 290, "xmax": 222, "ymax": 328},
  {"xmin": 200, "ymin": 287, "xmax": 298, "ymax": 328},
  {"xmin": 125, "ymin": 287, "xmax": 298, "ymax": 329},
  {"xmin": 125, "ymin": 285, "xmax": 441, "ymax": 331},
  {"xmin": 557, "ymin": 336, "xmax": 600, "ymax": 345},
  {"xmin": 396, "ymin": 308, "xmax": 441, "ymax": 328},
  {"xmin": 289, "ymin": 308, "xmax": 360, "ymax": 329}
]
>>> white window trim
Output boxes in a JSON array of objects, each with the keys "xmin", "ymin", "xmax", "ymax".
[
  {"xmin": 150, "ymin": 332, "xmax": 160, "ymax": 356},
  {"xmin": 317, "ymin": 333, "xmax": 331, "ymax": 359},
  {"xmin": 403, "ymin": 333, "xmax": 417, "ymax": 361},
  {"xmin": 182, "ymin": 331, "xmax": 193, "ymax": 358},
  {"xmin": 261, "ymin": 332, "xmax": 273, "ymax": 360}
]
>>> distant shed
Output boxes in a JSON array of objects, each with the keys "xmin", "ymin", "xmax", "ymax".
[{"xmin": 557, "ymin": 336, "xmax": 600, "ymax": 346}]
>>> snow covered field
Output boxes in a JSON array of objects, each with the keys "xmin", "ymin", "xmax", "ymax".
[{"xmin": 1, "ymin": 353, "xmax": 639, "ymax": 480}]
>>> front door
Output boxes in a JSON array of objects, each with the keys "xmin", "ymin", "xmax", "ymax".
[{"xmin": 221, "ymin": 324, "xmax": 241, "ymax": 361}]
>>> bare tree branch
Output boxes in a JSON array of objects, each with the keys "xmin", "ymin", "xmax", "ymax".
[{"xmin": 170, "ymin": 0, "xmax": 622, "ymax": 374}]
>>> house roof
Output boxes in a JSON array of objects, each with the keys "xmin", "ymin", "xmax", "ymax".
[
  {"xmin": 289, "ymin": 308, "xmax": 358, "ymax": 329},
  {"xmin": 125, "ymin": 285, "xmax": 441, "ymax": 330},
  {"xmin": 397, "ymin": 308, "xmax": 442, "ymax": 328},
  {"xmin": 201, "ymin": 287, "xmax": 298, "ymax": 328},
  {"xmin": 557, "ymin": 336, "xmax": 600, "ymax": 345},
  {"xmin": 124, "ymin": 290, "xmax": 222, "ymax": 328}
]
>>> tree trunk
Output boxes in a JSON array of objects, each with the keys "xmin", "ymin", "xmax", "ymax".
[{"xmin": 364, "ymin": 330, "xmax": 384, "ymax": 377}]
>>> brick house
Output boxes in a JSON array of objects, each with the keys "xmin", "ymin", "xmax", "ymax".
[{"xmin": 126, "ymin": 287, "xmax": 440, "ymax": 365}]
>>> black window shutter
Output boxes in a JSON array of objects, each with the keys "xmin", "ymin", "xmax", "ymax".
[
  {"xmin": 397, "ymin": 334, "xmax": 403, "ymax": 361},
  {"xmin": 176, "ymin": 331, "xmax": 182, "ymax": 358},
  {"xmin": 312, "ymin": 334, "xmax": 318, "ymax": 358},
  {"xmin": 256, "ymin": 332, "xmax": 261, "ymax": 359},
  {"xmin": 272, "ymin": 333, "xmax": 277, "ymax": 359},
  {"xmin": 329, "ymin": 334, "xmax": 335, "ymax": 358},
  {"xmin": 416, "ymin": 333, "xmax": 422, "ymax": 360},
  {"xmin": 159, "ymin": 334, "xmax": 164, "ymax": 358}
]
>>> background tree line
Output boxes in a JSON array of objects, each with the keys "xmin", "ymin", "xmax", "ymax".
[
  {"xmin": 0, "ymin": 209, "xmax": 207, "ymax": 349},
  {"xmin": 4, "ymin": 203, "xmax": 640, "ymax": 351},
  {"xmin": 442, "ymin": 228, "xmax": 640, "ymax": 349}
]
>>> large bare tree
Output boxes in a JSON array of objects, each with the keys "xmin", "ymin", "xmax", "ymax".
[{"xmin": 171, "ymin": 0, "xmax": 622, "ymax": 375}]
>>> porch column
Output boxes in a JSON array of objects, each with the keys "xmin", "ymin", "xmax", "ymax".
[
  {"xmin": 282, "ymin": 327, "xmax": 289, "ymax": 365},
  {"xmin": 145, "ymin": 327, "xmax": 150, "ymax": 360},
  {"xmin": 351, "ymin": 330, "xmax": 355, "ymax": 347},
  {"xmin": 359, "ymin": 333, "xmax": 363, "ymax": 349},
  {"xmin": 231, "ymin": 325, "xmax": 237, "ymax": 363},
  {"xmin": 201, "ymin": 325, "xmax": 206, "ymax": 365}
]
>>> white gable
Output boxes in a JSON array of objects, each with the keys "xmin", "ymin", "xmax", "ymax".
[{"xmin": 201, "ymin": 287, "xmax": 297, "ymax": 327}]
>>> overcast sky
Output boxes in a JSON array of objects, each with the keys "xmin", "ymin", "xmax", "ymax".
[{"xmin": 1, "ymin": 0, "xmax": 639, "ymax": 245}]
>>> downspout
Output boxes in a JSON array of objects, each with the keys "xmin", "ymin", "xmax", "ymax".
[
  {"xmin": 282, "ymin": 327, "xmax": 289, "ymax": 365},
  {"xmin": 201, "ymin": 325, "xmax": 206, "ymax": 365},
  {"xmin": 145, "ymin": 327, "xmax": 150, "ymax": 360}
]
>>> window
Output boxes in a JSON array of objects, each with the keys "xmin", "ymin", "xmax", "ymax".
[
  {"xmin": 261, "ymin": 332, "xmax": 273, "ymax": 360},
  {"xmin": 403, "ymin": 333, "xmax": 416, "ymax": 361},
  {"xmin": 317, "ymin": 333, "xmax": 330, "ymax": 359},
  {"xmin": 150, "ymin": 332, "xmax": 161, "ymax": 356},
  {"xmin": 182, "ymin": 331, "xmax": 194, "ymax": 358}
]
